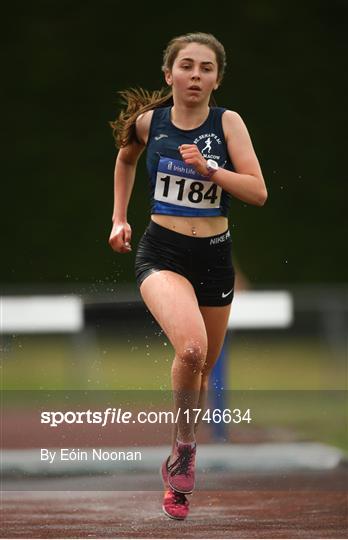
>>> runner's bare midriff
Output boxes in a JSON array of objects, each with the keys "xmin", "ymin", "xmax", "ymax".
[{"xmin": 151, "ymin": 214, "xmax": 228, "ymax": 238}]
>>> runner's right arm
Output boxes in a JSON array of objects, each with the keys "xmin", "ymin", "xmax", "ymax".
[{"xmin": 108, "ymin": 111, "xmax": 153, "ymax": 253}]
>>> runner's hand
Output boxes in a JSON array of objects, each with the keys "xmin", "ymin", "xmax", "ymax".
[
  {"xmin": 109, "ymin": 222, "xmax": 132, "ymax": 253},
  {"xmin": 178, "ymin": 144, "xmax": 208, "ymax": 176}
]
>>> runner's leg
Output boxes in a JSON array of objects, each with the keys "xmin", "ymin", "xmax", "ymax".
[
  {"xmin": 168, "ymin": 303, "xmax": 232, "ymax": 441},
  {"xmin": 140, "ymin": 269, "xmax": 208, "ymax": 449}
]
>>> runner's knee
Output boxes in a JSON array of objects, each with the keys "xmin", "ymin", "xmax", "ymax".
[{"xmin": 176, "ymin": 341, "xmax": 207, "ymax": 373}]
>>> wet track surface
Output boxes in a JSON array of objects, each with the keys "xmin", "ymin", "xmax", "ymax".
[{"xmin": 1, "ymin": 468, "xmax": 347, "ymax": 538}]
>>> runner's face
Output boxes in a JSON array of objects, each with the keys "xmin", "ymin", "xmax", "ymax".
[{"xmin": 165, "ymin": 43, "xmax": 219, "ymax": 105}]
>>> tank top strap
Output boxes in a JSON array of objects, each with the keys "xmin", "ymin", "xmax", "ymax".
[{"xmin": 147, "ymin": 106, "xmax": 170, "ymax": 143}]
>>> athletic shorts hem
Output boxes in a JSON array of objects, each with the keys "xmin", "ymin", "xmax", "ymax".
[
  {"xmin": 197, "ymin": 298, "xmax": 233, "ymax": 307},
  {"xmin": 137, "ymin": 267, "xmax": 234, "ymax": 307},
  {"xmin": 136, "ymin": 267, "xmax": 171, "ymax": 289}
]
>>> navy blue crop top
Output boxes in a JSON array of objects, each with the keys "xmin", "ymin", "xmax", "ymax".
[{"xmin": 145, "ymin": 106, "xmax": 234, "ymax": 217}]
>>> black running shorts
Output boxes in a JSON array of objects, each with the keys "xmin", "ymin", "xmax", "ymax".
[{"xmin": 134, "ymin": 220, "xmax": 235, "ymax": 306}]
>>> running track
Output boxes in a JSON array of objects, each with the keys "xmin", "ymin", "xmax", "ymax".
[{"xmin": 1, "ymin": 467, "xmax": 347, "ymax": 538}]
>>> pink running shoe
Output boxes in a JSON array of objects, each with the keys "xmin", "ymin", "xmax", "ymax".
[
  {"xmin": 162, "ymin": 488, "xmax": 190, "ymax": 520},
  {"xmin": 167, "ymin": 441, "xmax": 196, "ymax": 494}
]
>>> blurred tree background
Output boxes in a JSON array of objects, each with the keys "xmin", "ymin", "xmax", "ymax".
[{"xmin": 2, "ymin": 0, "xmax": 347, "ymax": 287}]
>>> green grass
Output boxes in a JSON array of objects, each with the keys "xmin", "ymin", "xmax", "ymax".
[
  {"xmin": 1, "ymin": 334, "xmax": 346, "ymax": 390},
  {"xmin": 228, "ymin": 338, "xmax": 347, "ymax": 390}
]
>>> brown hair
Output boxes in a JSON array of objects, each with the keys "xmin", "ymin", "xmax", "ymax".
[{"xmin": 110, "ymin": 32, "xmax": 227, "ymax": 148}]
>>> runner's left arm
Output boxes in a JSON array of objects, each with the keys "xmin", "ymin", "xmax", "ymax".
[{"xmin": 178, "ymin": 111, "xmax": 267, "ymax": 206}]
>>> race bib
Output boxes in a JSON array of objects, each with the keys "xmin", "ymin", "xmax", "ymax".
[{"xmin": 154, "ymin": 156, "xmax": 222, "ymax": 209}]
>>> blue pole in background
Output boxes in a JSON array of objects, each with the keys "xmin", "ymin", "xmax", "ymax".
[{"xmin": 209, "ymin": 335, "xmax": 230, "ymax": 441}]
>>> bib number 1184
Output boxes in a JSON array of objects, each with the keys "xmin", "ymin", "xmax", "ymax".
[{"xmin": 155, "ymin": 173, "xmax": 222, "ymax": 209}]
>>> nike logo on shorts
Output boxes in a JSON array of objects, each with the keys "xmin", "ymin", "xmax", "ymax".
[{"xmin": 221, "ymin": 288, "xmax": 234, "ymax": 298}]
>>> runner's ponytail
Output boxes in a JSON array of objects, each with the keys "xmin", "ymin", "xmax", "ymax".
[{"xmin": 110, "ymin": 87, "xmax": 173, "ymax": 148}]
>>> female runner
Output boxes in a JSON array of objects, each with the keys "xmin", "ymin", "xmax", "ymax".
[{"xmin": 109, "ymin": 32, "xmax": 267, "ymax": 520}]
